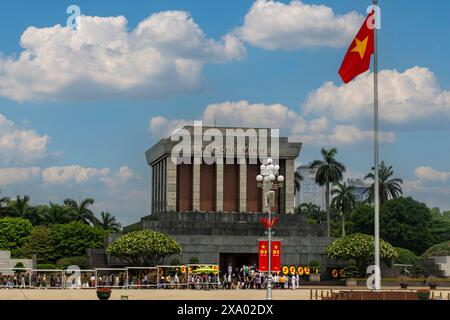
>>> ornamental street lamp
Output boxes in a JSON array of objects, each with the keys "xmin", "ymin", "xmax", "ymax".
[{"xmin": 256, "ymin": 158, "xmax": 284, "ymax": 300}]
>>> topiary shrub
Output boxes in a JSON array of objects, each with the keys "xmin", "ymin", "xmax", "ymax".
[
  {"xmin": 189, "ymin": 257, "xmax": 200, "ymax": 264},
  {"xmin": 170, "ymin": 257, "xmax": 181, "ymax": 266},
  {"xmin": 56, "ymin": 256, "xmax": 88, "ymax": 269},
  {"xmin": 106, "ymin": 230, "xmax": 181, "ymax": 266},
  {"xmin": 421, "ymin": 240, "xmax": 450, "ymax": 259},
  {"xmin": 35, "ymin": 263, "xmax": 59, "ymax": 270},
  {"xmin": 394, "ymin": 247, "xmax": 417, "ymax": 265},
  {"xmin": 326, "ymin": 233, "xmax": 398, "ymax": 272}
]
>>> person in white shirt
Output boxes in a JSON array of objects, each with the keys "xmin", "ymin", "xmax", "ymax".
[{"xmin": 174, "ymin": 273, "xmax": 179, "ymax": 289}]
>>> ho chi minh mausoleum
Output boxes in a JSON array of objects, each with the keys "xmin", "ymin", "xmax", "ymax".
[{"xmin": 123, "ymin": 125, "xmax": 331, "ymax": 272}]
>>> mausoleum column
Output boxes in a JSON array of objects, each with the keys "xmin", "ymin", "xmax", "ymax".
[
  {"xmin": 193, "ymin": 163, "xmax": 200, "ymax": 211},
  {"xmin": 239, "ymin": 163, "xmax": 247, "ymax": 212},
  {"xmin": 166, "ymin": 158, "xmax": 177, "ymax": 212},
  {"xmin": 216, "ymin": 163, "xmax": 224, "ymax": 212},
  {"xmin": 285, "ymin": 159, "xmax": 295, "ymax": 214}
]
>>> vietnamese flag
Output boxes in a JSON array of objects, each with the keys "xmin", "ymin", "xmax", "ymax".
[{"xmin": 338, "ymin": 11, "xmax": 375, "ymax": 83}]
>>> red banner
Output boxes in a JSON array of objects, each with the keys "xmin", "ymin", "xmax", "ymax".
[{"xmin": 258, "ymin": 240, "xmax": 281, "ymax": 272}]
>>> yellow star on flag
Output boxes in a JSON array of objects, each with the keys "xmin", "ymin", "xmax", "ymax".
[{"xmin": 351, "ymin": 36, "xmax": 369, "ymax": 59}]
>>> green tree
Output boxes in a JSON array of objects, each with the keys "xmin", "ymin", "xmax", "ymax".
[
  {"xmin": 310, "ymin": 148, "xmax": 346, "ymax": 237},
  {"xmin": 421, "ymin": 240, "xmax": 450, "ymax": 259},
  {"xmin": 348, "ymin": 197, "xmax": 433, "ymax": 255},
  {"xmin": 48, "ymin": 221, "xmax": 105, "ymax": 260},
  {"xmin": 93, "ymin": 212, "xmax": 121, "ymax": 233},
  {"xmin": 0, "ymin": 217, "xmax": 33, "ymax": 254},
  {"xmin": 331, "ymin": 182, "xmax": 356, "ymax": 237},
  {"xmin": 20, "ymin": 226, "xmax": 54, "ymax": 263},
  {"xmin": 429, "ymin": 210, "xmax": 450, "ymax": 245},
  {"xmin": 394, "ymin": 247, "xmax": 417, "ymax": 265},
  {"xmin": 325, "ymin": 233, "xmax": 398, "ymax": 272},
  {"xmin": 63, "ymin": 198, "xmax": 96, "ymax": 225},
  {"xmin": 365, "ymin": 161, "xmax": 403, "ymax": 204},
  {"xmin": 0, "ymin": 191, "xmax": 9, "ymax": 216},
  {"xmin": 106, "ymin": 230, "xmax": 182, "ymax": 266},
  {"xmin": 38, "ymin": 202, "xmax": 75, "ymax": 225},
  {"xmin": 6, "ymin": 195, "xmax": 30, "ymax": 217},
  {"xmin": 299, "ymin": 202, "xmax": 325, "ymax": 224}
]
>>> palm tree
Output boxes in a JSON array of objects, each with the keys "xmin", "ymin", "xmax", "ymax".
[
  {"xmin": 299, "ymin": 202, "xmax": 325, "ymax": 224},
  {"xmin": 294, "ymin": 171, "xmax": 303, "ymax": 195},
  {"xmin": 41, "ymin": 202, "xmax": 74, "ymax": 225},
  {"xmin": 94, "ymin": 211, "xmax": 121, "ymax": 233},
  {"xmin": 7, "ymin": 195, "xmax": 30, "ymax": 217},
  {"xmin": 0, "ymin": 191, "xmax": 9, "ymax": 216},
  {"xmin": 331, "ymin": 182, "xmax": 356, "ymax": 237},
  {"xmin": 364, "ymin": 161, "xmax": 403, "ymax": 204},
  {"xmin": 63, "ymin": 198, "xmax": 96, "ymax": 225},
  {"xmin": 310, "ymin": 148, "xmax": 346, "ymax": 237}
]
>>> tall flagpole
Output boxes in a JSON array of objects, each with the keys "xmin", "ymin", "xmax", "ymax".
[{"xmin": 373, "ymin": 0, "xmax": 381, "ymax": 291}]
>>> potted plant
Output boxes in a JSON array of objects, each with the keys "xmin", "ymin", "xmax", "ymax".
[
  {"xmin": 426, "ymin": 276, "xmax": 438, "ymax": 290},
  {"xmin": 416, "ymin": 289, "xmax": 430, "ymax": 300},
  {"xmin": 399, "ymin": 276, "xmax": 409, "ymax": 289},
  {"xmin": 308, "ymin": 260, "xmax": 321, "ymax": 282},
  {"xmin": 96, "ymin": 287, "xmax": 112, "ymax": 300},
  {"xmin": 343, "ymin": 260, "xmax": 359, "ymax": 287}
]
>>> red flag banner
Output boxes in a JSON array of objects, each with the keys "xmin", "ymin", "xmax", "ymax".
[
  {"xmin": 338, "ymin": 11, "xmax": 375, "ymax": 83},
  {"xmin": 258, "ymin": 240, "xmax": 281, "ymax": 272},
  {"xmin": 258, "ymin": 240, "xmax": 268, "ymax": 272},
  {"xmin": 271, "ymin": 241, "xmax": 281, "ymax": 272}
]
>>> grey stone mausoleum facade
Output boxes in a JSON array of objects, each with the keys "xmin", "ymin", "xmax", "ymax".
[{"xmin": 124, "ymin": 125, "xmax": 330, "ymax": 272}]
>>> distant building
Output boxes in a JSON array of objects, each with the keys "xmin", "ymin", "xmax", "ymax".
[
  {"xmin": 347, "ymin": 178, "xmax": 370, "ymax": 203},
  {"xmin": 295, "ymin": 165, "xmax": 325, "ymax": 209}
]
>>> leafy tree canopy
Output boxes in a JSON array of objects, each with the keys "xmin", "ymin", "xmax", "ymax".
[
  {"xmin": 48, "ymin": 221, "xmax": 105, "ymax": 260},
  {"xmin": 0, "ymin": 217, "xmax": 33, "ymax": 253},
  {"xmin": 394, "ymin": 247, "xmax": 418, "ymax": 265},
  {"xmin": 106, "ymin": 230, "xmax": 182, "ymax": 266},
  {"xmin": 421, "ymin": 240, "xmax": 450, "ymax": 259},
  {"xmin": 348, "ymin": 197, "xmax": 434, "ymax": 255},
  {"xmin": 325, "ymin": 233, "xmax": 398, "ymax": 269}
]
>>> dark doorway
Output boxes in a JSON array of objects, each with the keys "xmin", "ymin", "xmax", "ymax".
[{"xmin": 220, "ymin": 253, "xmax": 258, "ymax": 276}]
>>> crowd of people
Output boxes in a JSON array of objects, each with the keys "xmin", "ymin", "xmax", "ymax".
[{"xmin": 1, "ymin": 265, "xmax": 306, "ymax": 289}]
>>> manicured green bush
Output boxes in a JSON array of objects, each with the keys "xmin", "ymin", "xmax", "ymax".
[
  {"xmin": 107, "ymin": 230, "xmax": 182, "ymax": 266},
  {"xmin": 394, "ymin": 247, "xmax": 417, "ymax": 265},
  {"xmin": 35, "ymin": 263, "xmax": 59, "ymax": 270},
  {"xmin": 189, "ymin": 257, "xmax": 200, "ymax": 264},
  {"xmin": 326, "ymin": 233, "xmax": 398, "ymax": 271},
  {"xmin": 170, "ymin": 257, "xmax": 181, "ymax": 266},
  {"xmin": 56, "ymin": 256, "xmax": 88, "ymax": 269},
  {"xmin": 421, "ymin": 240, "xmax": 450, "ymax": 258}
]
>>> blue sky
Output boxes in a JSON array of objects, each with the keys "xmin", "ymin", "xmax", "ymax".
[{"xmin": 1, "ymin": 0, "xmax": 450, "ymax": 225}]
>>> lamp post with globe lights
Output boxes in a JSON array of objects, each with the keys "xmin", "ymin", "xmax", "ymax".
[{"xmin": 256, "ymin": 158, "xmax": 284, "ymax": 300}]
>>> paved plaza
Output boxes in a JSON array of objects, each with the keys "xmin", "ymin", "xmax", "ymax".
[{"xmin": 0, "ymin": 288, "xmax": 449, "ymax": 300}]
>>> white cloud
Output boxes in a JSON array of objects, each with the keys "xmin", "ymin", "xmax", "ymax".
[
  {"xmin": 0, "ymin": 11, "xmax": 246, "ymax": 102},
  {"xmin": 149, "ymin": 100, "xmax": 395, "ymax": 146},
  {"xmin": 99, "ymin": 166, "xmax": 140, "ymax": 189},
  {"xmin": 42, "ymin": 165, "xmax": 110, "ymax": 184},
  {"xmin": 149, "ymin": 116, "xmax": 193, "ymax": 138},
  {"xmin": 237, "ymin": 0, "xmax": 363, "ymax": 50},
  {"xmin": 0, "ymin": 167, "xmax": 41, "ymax": 187},
  {"xmin": 305, "ymin": 67, "xmax": 450, "ymax": 128},
  {"xmin": 0, "ymin": 113, "xmax": 50, "ymax": 165},
  {"xmin": 41, "ymin": 165, "xmax": 139, "ymax": 188},
  {"xmin": 203, "ymin": 100, "xmax": 300, "ymax": 128},
  {"xmin": 292, "ymin": 124, "xmax": 395, "ymax": 146},
  {"xmin": 415, "ymin": 166, "xmax": 450, "ymax": 182}
]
